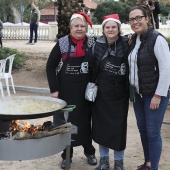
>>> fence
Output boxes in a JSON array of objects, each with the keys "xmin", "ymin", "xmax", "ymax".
[
  {"xmin": 3, "ymin": 21, "xmax": 170, "ymax": 41},
  {"xmin": 3, "ymin": 22, "xmax": 57, "ymax": 41}
]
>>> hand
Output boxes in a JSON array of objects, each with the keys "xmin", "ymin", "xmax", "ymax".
[
  {"xmin": 150, "ymin": 95, "xmax": 161, "ymax": 110},
  {"xmin": 51, "ymin": 91, "xmax": 59, "ymax": 98},
  {"xmin": 150, "ymin": 5, "xmax": 155, "ymax": 11},
  {"xmin": 127, "ymin": 34, "xmax": 132, "ymax": 45}
]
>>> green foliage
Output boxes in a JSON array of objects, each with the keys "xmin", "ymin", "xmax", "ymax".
[
  {"xmin": 160, "ymin": 3, "xmax": 170, "ymax": 16},
  {"xmin": 92, "ymin": 17, "xmax": 98, "ymax": 25},
  {"xmin": 165, "ymin": 37, "xmax": 170, "ymax": 48},
  {"xmin": 0, "ymin": 47, "xmax": 25, "ymax": 70},
  {"xmin": 93, "ymin": 1, "xmax": 131, "ymax": 24},
  {"xmin": 23, "ymin": 1, "xmax": 50, "ymax": 23}
]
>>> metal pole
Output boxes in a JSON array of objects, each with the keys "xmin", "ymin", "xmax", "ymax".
[
  {"xmin": 20, "ymin": 5, "xmax": 24, "ymax": 25},
  {"xmin": 54, "ymin": 5, "xmax": 56, "ymax": 21},
  {"xmin": 65, "ymin": 145, "xmax": 70, "ymax": 170}
]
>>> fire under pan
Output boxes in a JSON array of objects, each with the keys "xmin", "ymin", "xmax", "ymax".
[{"xmin": 0, "ymin": 96, "xmax": 77, "ymax": 170}]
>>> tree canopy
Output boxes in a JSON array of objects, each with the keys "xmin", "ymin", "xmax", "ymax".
[
  {"xmin": 0, "ymin": 0, "xmax": 169, "ymax": 23},
  {"xmin": 93, "ymin": 1, "xmax": 132, "ymax": 24},
  {"xmin": 93, "ymin": 0, "xmax": 170, "ymax": 24}
]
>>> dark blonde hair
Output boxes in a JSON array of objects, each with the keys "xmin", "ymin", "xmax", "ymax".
[{"xmin": 69, "ymin": 17, "xmax": 88, "ymax": 32}]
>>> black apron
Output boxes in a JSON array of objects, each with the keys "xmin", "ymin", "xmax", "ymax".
[
  {"xmin": 54, "ymin": 53, "xmax": 92, "ymax": 147},
  {"xmin": 92, "ymin": 53, "xmax": 129, "ymax": 151}
]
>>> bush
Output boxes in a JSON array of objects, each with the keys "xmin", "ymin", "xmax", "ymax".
[
  {"xmin": 0, "ymin": 47, "xmax": 25, "ymax": 70},
  {"xmin": 165, "ymin": 37, "xmax": 170, "ymax": 48}
]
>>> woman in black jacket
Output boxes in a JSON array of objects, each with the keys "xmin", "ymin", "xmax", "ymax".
[
  {"xmin": 92, "ymin": 14, "xmax": 129, "ymax": 170},
  {"xmin": 46, "ymin": 12, "xmax": 97, "ymax": 169}
]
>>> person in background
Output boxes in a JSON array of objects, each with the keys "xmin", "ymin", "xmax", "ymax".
[
  {"xmin": 138, "ymin": 0, "xmax": 161, "ymax": 29},
  {"xmin": 46, "ymin": 12, "xmax": 97, "ymax": 169},
  {"xmin": 128, "ymin": 6, "xmax": 170, "ymax": 170},
  {"xmin": 92, "ymin": 14, "xmax": 129, "ymax": 170},
  {"xmin": 149, "ymin": 0, "xmax": 161, "ymax": 29},
  {"xmin": 0, "ymin": 19, "xmax": 3, "ymax": 47},
  {"xmin": 27, "ymin": 2, "xmax": 40, "ymax": 45}
]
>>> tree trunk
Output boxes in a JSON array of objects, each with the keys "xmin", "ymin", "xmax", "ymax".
[{"xmin": 10, "ymin": 5, "xmax": 21, "ymax": 23}]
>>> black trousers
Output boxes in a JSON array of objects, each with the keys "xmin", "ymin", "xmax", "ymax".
[
  {"xmin": 61, "ymin": 139, "xmax": 95, "ymax": 160},
  {"xmin": 29, "ymin": 23, "xmax": 38, "ymax": 43},
  {"xmin": 0, "ymin": 37, "xmax": 2, "ymax": 47}
]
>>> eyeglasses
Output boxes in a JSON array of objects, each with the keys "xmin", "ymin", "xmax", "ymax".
[
  {"xmin": 129, "ymin": 15, "xmax": 146, "ymax": 24},
  {"xmin": 73, "ymin": 25, "xmax": 86, "ymax": 29}
]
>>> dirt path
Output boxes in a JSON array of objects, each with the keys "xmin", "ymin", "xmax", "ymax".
[
  {"xmin": 3, "ymin": 39, "xmax": 55, "ymax": 88},
  {"xmin": 0, "ymin": 40, "xmax": 170, "ymax": 170}
]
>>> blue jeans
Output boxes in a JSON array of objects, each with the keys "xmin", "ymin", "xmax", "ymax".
[
  {"xmin": 99, "ymin": 145, "xmax": 124, "ymax": 161},
  {"xmin": 133, "ymin": 92, "xmax": 169, "ymax": 170}
]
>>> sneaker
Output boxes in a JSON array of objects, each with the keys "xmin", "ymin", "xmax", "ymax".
[
  {"xmin": 114, "ymin": 160, "xmax": 126, "ymax": 170},
  {"xmin": 60, "ymin": 159, "xmax": 72, "ymax": 169},
  {"xmin": 84, "ymin": 153, "xmax": 97, "ymax": 165},
  {"xmin": 95, "ymin": 157, "xmax": 110, "ymax": 170}
]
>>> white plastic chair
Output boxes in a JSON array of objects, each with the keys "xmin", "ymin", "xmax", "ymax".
[
  {"xmin": 0, "ymin": 59, "xmax": 7, "ymax": 97},
  {"xmin": 2, "ymin": 54, "xmax": 16, "ymax": 96}
]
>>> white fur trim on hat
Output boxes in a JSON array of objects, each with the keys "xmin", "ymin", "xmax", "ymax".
[
  {"xmin": 102, "ymin": 18, "xmax": 121, "ymax": 27},
  {"xmin": 70, "ymin": 14, "xmax": 84, "ymax": 21}
]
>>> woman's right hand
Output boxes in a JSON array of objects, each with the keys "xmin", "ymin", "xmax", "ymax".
[
  {"xmin": 51, "ymin": 91, "xmax": 59, "ymax": 98},
  {"xmin": 150, "ymin": 95, "xmax": 161, "ymax": 110}
]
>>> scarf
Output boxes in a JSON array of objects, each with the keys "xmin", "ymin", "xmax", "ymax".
[{"xmin": 70, "ymin": 35, "xmax": 86, "ymax": 57}]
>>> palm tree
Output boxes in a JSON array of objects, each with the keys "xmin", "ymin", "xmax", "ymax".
[{"xmin": 56, "ymin": 0, "xmax": 84, "ymax": 39}]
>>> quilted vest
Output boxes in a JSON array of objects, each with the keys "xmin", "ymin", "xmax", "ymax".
[{"xmin": 129, "ymin": 27, "xmax": 162, "ymax": 95}]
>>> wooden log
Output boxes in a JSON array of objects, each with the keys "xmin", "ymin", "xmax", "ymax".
[
  {"xmin": 14, "ymin": 132, "xmax": 34, "ymax": 140},
  {"xmin": 13, "ymin": 123, "xmax": 72, "ymax": 140},
  {"xmin": 34, "ymin": 128, "xmax": 71, "ymax": 139}
]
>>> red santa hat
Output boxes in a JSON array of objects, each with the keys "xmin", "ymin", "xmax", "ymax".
[
  {"xmin": 102, "ymin": 14, "xmax": 121, "ymax": 27},
  {"xmin": 70, "ymin": 12, "xmax": 92, "ymax": 28}
]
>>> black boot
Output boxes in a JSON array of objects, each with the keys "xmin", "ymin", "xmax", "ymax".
[
  {"xmin": 114, "ymin": 160, "xmax": 126, "ymax": 170},
  {"xmin": 60, "ymin": 159, "xmax": 72, "ymax": 169},
  {"xmin": 95, "ymin": 157, "xmax": 110, "ymax": 170}
]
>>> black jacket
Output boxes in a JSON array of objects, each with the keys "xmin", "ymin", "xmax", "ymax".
[{"xmin": 92, "ymin": 35, "xmax": 129, "ymax": 84}]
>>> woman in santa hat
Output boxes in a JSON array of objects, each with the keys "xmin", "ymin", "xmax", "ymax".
[
  {"xmin": 46, "ymin": 12, "xmax": 97, "ymax": 169},
  {"xmin": 92, "ymin": 14, "xmax": 129, "ymax": 170}
]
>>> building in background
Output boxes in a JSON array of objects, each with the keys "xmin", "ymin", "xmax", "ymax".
[{"xmin": 40, "ymin": 2, "xmax": 58, "ymax": 24}]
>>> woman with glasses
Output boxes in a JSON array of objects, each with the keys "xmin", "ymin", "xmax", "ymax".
[
  {"xmin": 46, "ymin": 12, "xmax": 97, "ymax": 169},
  {"xmin": 92, "ymin": 14, "xmax": 129, "ymax": 170},
  {"xmin": 128, "ymin": 6, "xmax": 170, "ymax": 170}
]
